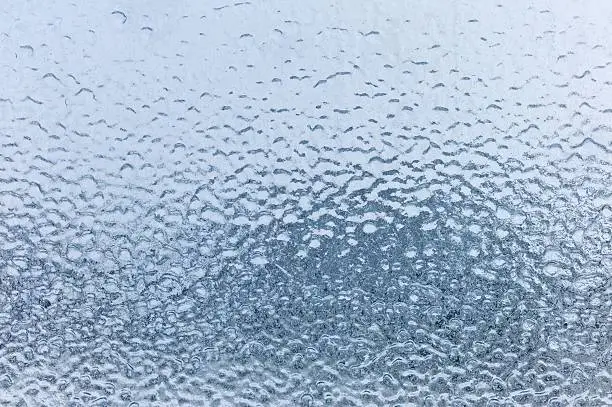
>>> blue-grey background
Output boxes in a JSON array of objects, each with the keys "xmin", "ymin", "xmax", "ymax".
[{"xmin": 1, "ymin": 1, "xmax": 611, "ymax": 406}]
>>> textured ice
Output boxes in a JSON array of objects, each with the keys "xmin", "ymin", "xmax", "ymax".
[{"xmin": 1, "ymin": 1, "xmax": 611, "ymax": 406}]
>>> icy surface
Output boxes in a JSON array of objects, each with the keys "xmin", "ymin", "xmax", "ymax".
[{"xmin": 1, "ymin": 1, "xmax": 611, "ymax": 406}]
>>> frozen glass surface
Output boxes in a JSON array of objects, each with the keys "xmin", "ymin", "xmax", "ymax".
[{"xmin": 1, "ymin": 1, "xmax": 611, "ymax": 406}]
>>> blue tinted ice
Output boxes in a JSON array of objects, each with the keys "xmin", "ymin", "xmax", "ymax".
[{"xmin": 1, "ymin": 1, "xmax": 611, "ymax": 406}]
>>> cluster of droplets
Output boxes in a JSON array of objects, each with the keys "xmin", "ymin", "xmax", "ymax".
[{"xmin": 0, "ymin": 0, "xmax": 611, "ymax": 405}]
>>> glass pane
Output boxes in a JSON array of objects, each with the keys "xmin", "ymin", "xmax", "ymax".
[{"xmin": 1, "ymin": 1, "xmax": 610, "ymax": 406}]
